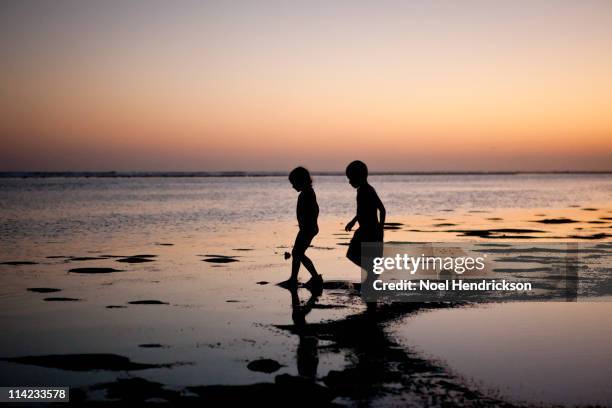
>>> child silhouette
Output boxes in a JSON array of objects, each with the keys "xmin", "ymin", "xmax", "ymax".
[
  {"xmin": 344, "ymin": 160, "xmax": 386, "ymax": 266},
  {"xmin": 280, "ymin": 167, "xmax": 322, "ymax": 288}
]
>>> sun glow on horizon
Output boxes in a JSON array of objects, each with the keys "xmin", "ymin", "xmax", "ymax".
[{"xmin": 1, "ymin": 0, "xmax": 611, "ymax": 171}]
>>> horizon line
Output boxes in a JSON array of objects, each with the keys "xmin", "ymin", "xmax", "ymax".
[{"xmin": 1, "ymin": 170, "xmax": 611, "ymax": 178}]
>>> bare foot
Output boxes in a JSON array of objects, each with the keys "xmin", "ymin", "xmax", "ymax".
[
  {"xmin": 277, "ymin": 278, "xmax": 298, "ymax": 288},
  {"xmin": 303, "ymin": 274, "xmax": 323, "ymax": 290}
]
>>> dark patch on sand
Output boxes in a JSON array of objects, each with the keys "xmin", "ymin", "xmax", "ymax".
[
  {"xmin": 433, "ymin": 223, "xmax": 456, "ymax": 227},
  {"xmin": 233, "ymin": 248, "xmax": 254, "ymax": 251},
  {"xmin": 256, "ymin": 281, "xmax": 269, "ymax": 285},
  {"xmin": 131, "ymin": 254, "xmax": 157, "ymax": 258},
  {"xmin": 46, "ymin": 255, "xmax": 69, "ymax": 259},
  {"xmin": 567, "ymin": 233, "xmax": 611, "ymax": 240},
  {"xmin": 488, "ymin": 228, "xmax": 544, "ymax": 233},
  {"xmin": 0, "ymin": 261, "xmax": 37, "ymax": 265},
  {"xmin": 311, "ymin": 304, "xmax": 348, "ymax": 309},
  {"xmin": 226, "ymin": 299, "xmax": 241, "ymax": 303},
  {"xmin": 1, "ymin": 354, "xmax": 174, "ymax": 371},
  {"xmin": 486, "ymin": 217, "xmax": 503, "ymax": 221},
  {"xmin": 472, "ymin": 234, "xmax": 540, "ymax": 239},
  {"xmin": 247, "ymin": 359, "xmax": 284, "ymax": 373},
  {"xmin": 138, "ymin": 344, "xmax": 167, "ymax": 349},
  {"xmin": 582, "ymin": 208, "xmax": 598, "ymax": 211},
  {"xmin": 581, "ymin": 253, "xmax": 606, "ymax": 259},
  {"xmin": 384, "ymin": 222, "xmax": 404, "ymax": 226},
  {"xmin": 187, "ymin": 375, "xmax": 334, "ymax": 406},
  {"xmin": 493, "ymin": 255, "xmax": 565, "ymax": 264},
  {"xmin": 203, "ymin": 257, "xmax": 239, "ymax": 263},
  {"xmin": 468, "ymin": 210, "xmax": 489, "ymax": 213},
  {"xmin": 532, "ymin": 218, "xmax": 579, "ymax": 224},
  {"xmin": 69, "ymin": 267, "xmax": 123, "ymax": 274},
  {"xmin": 337, "ymin": 243, "xmax": 350, "ymax": 246},
  {"xmin": 68, "ymin": 256, "xmax": 108, "ymax": 261},
  {"xmin": 601, "ymin": 217, "xmax": 612, "ymax": 220},
  {"xmin": 106, "ymin": 305, "xmax": 127, "ymax": 309},
  {"xmin": 588, "ymin": 221, "xmax": 607, "ymax": 224},
  {"xmin": 447, "ymin": 228, "xmax": 544, "ymax": 238},
  {"xmin": 155, "ymin": 243, "xmax": 174, "ymax": 246},
  {"xmin": 116, "ymin": 257, "xmax": 155, "ymax": 263},
  {"xmin": 128, "ymin": 300, "xmax": 169, "ymax": 305},
  {"xmin": 27, "ymin": 287, "xmax": 61, "ymax": 293},
  {"xmin": 44, "ymin": 297, "xmax": 81, "ymax": 302},
  {"xmin": 493, "ymin": 267, "xmax": 552, "ymax": 273},
  {"xmin": 88, "ymin": 377, "xmax": 179, "ymax": 403},
  {"xmin": 481, "ymin": 246, "xmax": 606, "ymax": 254}
]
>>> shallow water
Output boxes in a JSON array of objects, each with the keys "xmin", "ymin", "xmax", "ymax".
[
  {"xmin": 2, "ymin": 173, "xmax": 611, "ymax": 245},
  {"xmin": 391, "ymin": 301, "xmax": 612, "ymax": 406},
  {"xmin": 0, "ymin": 174, "xmax": 611, "ymax": 404}
]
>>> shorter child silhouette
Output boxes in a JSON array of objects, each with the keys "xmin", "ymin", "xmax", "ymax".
[
  {"xmin": 345, "ymin": 160, "xmax": 386, "ymax": 266},
  {"xmin": 280, "ymin": 167, "xmax": 322, "ymax": 288}
]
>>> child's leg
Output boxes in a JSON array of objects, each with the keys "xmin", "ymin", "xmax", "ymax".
[
  {"xmin": 292, "ymin": 231, "xmax": 319, "ymax": 279},
  {"xmin": 300, "ymin": 253, "xmax": 318, "ymax": 278},
  {"xmin": 290, "ymin": 232, "xmax": 308, "ymax": 280},
  {"xmin": 299, "ymin": 231, "xmax": 318, "ymax": 278},
  {"xmin": 290, "ymin": 252, "xmax": 302, "ymax": 281}
]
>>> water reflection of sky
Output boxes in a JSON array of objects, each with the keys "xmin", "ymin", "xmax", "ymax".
[
  {"xmin": 0, "ymin": 175, "xmax": 610, "ymax": 404},
  {"xmin": 392, "ymin": 300, "xmax": 612, "ymax": 406}
]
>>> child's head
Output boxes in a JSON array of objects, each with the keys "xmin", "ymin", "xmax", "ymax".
[
  {"xmin": 346, "ymin": 160, "xmax": 368, "ymax": 188},
  {"xmin": 289, "ymin": 167, "xmax": 312, "ymax": 191}
]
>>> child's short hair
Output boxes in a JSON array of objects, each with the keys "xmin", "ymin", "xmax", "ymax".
[
  {"xmin": 289, "ymin": 166, "xmax": 312, "ymax": 186},
  {"xmin": 346, "ymin": 160, "xmax": 368, "ymax": 181}
]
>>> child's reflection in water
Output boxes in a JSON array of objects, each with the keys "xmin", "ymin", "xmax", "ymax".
[{"xmin": 288, "ymin": 286, "xmax": 322, "ymax": 379}]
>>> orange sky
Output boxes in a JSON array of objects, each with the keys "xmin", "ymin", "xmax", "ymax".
[{"xmin": 1, "ymin": 0, "xmax": 611, "ymax": 171}]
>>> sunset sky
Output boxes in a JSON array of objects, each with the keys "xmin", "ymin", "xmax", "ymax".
[{"xmin": 1, "ymin": 0, "xmax": 611, "ymax": 171}]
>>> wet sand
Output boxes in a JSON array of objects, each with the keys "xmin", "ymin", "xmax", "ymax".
[{"xmin": 1, "ymin": 199, "xmax": 611, "ymax": 405}]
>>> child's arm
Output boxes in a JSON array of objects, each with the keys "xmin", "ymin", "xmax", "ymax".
[
  {"xmin": 376, "ymin": 194, "xmax": 386, "ymax": 226},
  {"xmin": 345, "ymin": 215, "xmax": 358, "ymax": 232}
]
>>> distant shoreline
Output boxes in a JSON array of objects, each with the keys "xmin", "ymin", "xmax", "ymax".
[{"xmin": 1, "ymin": 171, "xmax": 611, "ymax": 178}]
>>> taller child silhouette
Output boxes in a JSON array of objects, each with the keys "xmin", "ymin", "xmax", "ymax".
[{"xmin": 344, "ymin": 160, "xmax": 386, "ymax": 267}]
